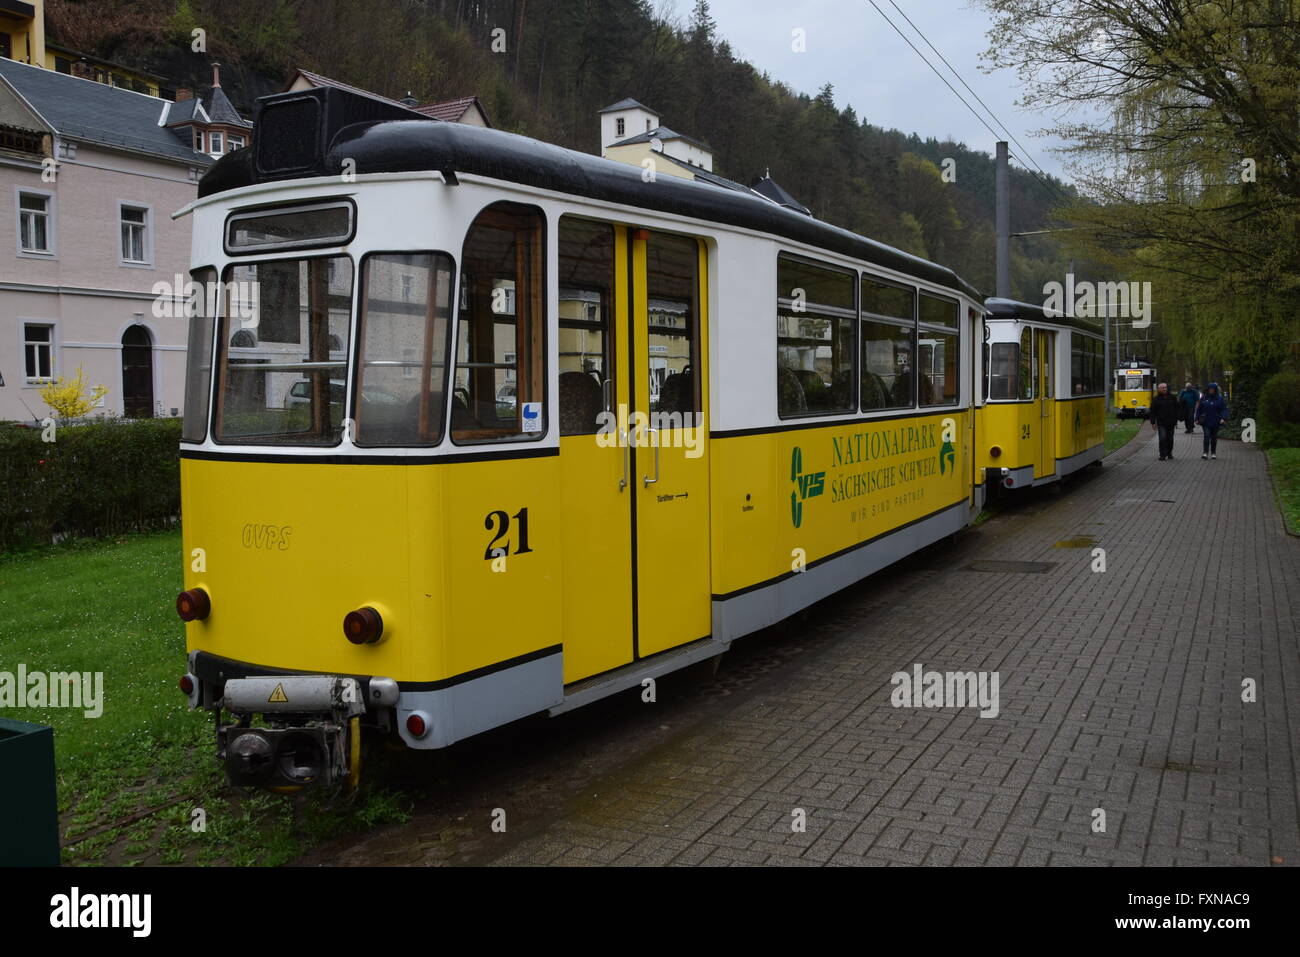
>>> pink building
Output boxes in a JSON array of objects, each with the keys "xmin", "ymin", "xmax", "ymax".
[{"xmin": 0, "ymin": 57, "xmax": 248, "ymax": 421}]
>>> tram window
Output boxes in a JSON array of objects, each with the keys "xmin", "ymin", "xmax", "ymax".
[
  {"xmin": 919, "ymin": 329, "xmax": 958, "ymax": 406},
  {"xmin": 354, "ymin": 252, "xmax": 453, "ymax": 447},
  {"xmin": 648, "ymin": 233, "xmax": 702, "ymax": 418},
  {"xmin": 1089, "ymin": 340, "xmax": 1103, "ymax": 394},
  {"xmin": 777, "ymin": 255, "xmax": 855, "ymax": 416},
  {"xmin": 987, "ymin": 342, "xmax": 1015, "ymax": 399},
  {"xmin": 558, "ymin": 218, "xmax": 613, "ymax": 435},
  {"xmin": 861, "ymin": 319, "xmax": 914, "ymax": 410},
  {"xmin": 182, "ymin": 266, "xmax": 216, "ymax": 442},
  {"xmin": 453, "ymin": 203, "xmax": 545, "ymax": 443},
  {"xmin": 917, "ymin": 292, "xmax": 957, "ymax": 406},
  {"xmin": 213, "ymin": 255, "xmax": 353, "ymax": 446},
  {"xmin": 860, "ymin": 274, "xmax": 916, "ymax": 411},
  {"xmin": 1018, "ymin": 328, "xmax": 1033, "ymax": 399},
  {"xmin": 1071, "ymin": 337, "xmax": 1085, "ymax": 395}
]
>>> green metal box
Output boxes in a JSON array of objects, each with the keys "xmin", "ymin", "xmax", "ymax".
[{"xmin": 0, "ymin": 717, "xmax": 60, "ymax": 866}]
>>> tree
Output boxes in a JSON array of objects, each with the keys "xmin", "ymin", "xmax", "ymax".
[{"xmin": 978, "ymin": 0, "xmax": 1300, "ymax": 372}]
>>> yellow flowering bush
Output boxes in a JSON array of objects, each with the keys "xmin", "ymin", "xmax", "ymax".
[{"xmin": 38, "ymin": 366, "xmax": 109, "ymax": 419}]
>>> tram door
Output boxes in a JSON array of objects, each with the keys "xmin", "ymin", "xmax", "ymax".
[
  {"xmin": 1036, "ymin": 329, "xmax": 1056, "ymax": 478},
  {"xmin": 556, "ymin": 220, "xmax": 711, "ymax": 683},
  {"xmin": 630, "ymin": 230, "xmax": 712, "ymax": 658}
]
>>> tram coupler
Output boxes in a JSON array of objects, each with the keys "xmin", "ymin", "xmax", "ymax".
[{"xmin": 218, "ymin": 676, "xmax": 365, "ymax": 789}]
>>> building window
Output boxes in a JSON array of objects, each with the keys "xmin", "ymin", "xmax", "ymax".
[
  {"xmin": 55, "ymin": 57, "xmax": 72, "ymax": 74},
  {"xmin": 209, "ymin": 131, "xmax": 224, "ymax": 156},
  {"xmin": 616, "ymin": 117, "xmax": 625, "ymax": 137},
  {"xmin": 120, "ymin": 204, "xmax": 150, "ymax": 264},
  {"xmin": 18, "ymin": 191, "xmax": 53, "ymax": 255},
  {"xmin": 24, "ymin": 323, "xmax": 53, "ymax": 380},
  {"xmin": 228, "ymin": 134, "xmax": 245, "ymax": 151},
  {"xmin": 193, "ymin": 130, "xmax": 204, "ymax": 151}
]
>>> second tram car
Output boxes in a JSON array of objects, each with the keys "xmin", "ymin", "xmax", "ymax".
[
  {"xmin": 979, "ymin": 299, "xmax": 1106, "ymax": 490},
  {"xmin": 172, "ymin": 86, "xmax": 1097, "ymax": 789}
]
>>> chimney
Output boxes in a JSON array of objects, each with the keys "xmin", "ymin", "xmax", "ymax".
[
  {"xmin": 175, "ymin": 87, "xmax": 194, "ymax": 101},
  {"xmin": 211, "ymin": 62, "xmax": 222, "ymax": 88},
  {"xmin": 400, "ymin": 92, "xmax": 418, "ymax": 108}
]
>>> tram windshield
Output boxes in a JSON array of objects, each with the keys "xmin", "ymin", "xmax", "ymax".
[
  {"xmin": 213, "ymin": 255, "xmax": 354, "ymax": 445},
  {"xmin": 1115, "ymin": 371, "xmax": 1152, "ymax": 391}
]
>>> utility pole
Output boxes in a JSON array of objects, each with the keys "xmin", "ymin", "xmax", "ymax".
[{"xmin": 996, "ymin": 141, "xmax": 1010, "ymax": 298}]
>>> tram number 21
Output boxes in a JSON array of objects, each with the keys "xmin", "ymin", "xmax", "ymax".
[
  {"xmin": 484, "ymin": 507, "xmax": 534, "ymax": 559},
  {"xmin": 1021, "ymin": 425, "xmax": 1031, "ymax": 439}
]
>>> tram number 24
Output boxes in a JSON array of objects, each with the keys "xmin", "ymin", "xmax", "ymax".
[
  {"xmin": 484, "ymin": 507, "xmax": 534, "ymax": 560},
  {"xmin": 1021, "ymin": 425, "xmax": 1031, "ymax": 439}
]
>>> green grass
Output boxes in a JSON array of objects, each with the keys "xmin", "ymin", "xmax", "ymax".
[
  {"xmin": 1105, "ymin": 418, "xmax": 1144, "ymax": 455},
  {"xmin": 0, "ymin": 530, "xmax": 411, "ymax": 866},
  {"xmin": 1266, "ymin": 447, "xmax": 1300, "ymax": 535}
]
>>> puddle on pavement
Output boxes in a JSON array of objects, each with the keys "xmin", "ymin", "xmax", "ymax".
[{"xmin": 1054, "ymin": 535, "xmax": 1096, "ymax": 548}]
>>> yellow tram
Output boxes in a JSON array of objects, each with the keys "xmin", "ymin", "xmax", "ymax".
[
  {"xmin": 978, "ymin": 299, "xmax": 1106, "ymax": 490},
  {"xmin": 1112, "ymin": 358, "xmax": 1157, "ymax": 419},
  {"xmin": 173, "ymin": 86, "xmax": 1049, "ymax": 788}
]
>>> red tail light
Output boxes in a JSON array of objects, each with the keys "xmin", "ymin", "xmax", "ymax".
[
  {"xmin": 990, "ymin": 445, "xmax": 1002, "ymax": 458},
  {"xmin": 179, "ymin": 674, "xmax": 195, "ymax": 695},
  {"xmin": 176, "ymin": 587, "xmax": 211, "ymax": 622},
  {"xmin": 343, "ymin": 606, "xmax": 383, "ymax": 645},
  {"xmin": 406, "ymin": 713, "xmax": 427, "ymax": 737}
]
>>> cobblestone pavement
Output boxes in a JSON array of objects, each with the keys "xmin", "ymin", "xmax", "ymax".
[{"xmin": 303, "ymin": 430, "xmax": 1299, "ymax": 866}]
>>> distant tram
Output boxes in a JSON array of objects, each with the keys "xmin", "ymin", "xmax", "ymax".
[
  {"xmin": 171, "ymin": 85, "xmax": 1098, "ymax": 790},
  {"xmin": 1112, "ymin": 357, "xmax": 1157, "ymax": 419}
]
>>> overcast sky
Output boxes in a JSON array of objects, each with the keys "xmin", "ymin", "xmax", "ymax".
[{"xmin": 699, "ymin": 0, "xmax": 1072, "ymax": 182}]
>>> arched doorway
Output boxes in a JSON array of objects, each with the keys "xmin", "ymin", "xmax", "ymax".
[{"xmin": 121, "ymin": 325, "xmax": 154, "ymax": 418}]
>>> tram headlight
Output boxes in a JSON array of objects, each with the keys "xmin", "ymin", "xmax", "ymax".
[
  {"xmin": 343, "ymin": 606, "xmax": 384, "ymax": 645},
  {"xmin": 176, "ymin": 587, "xmax": 211, "ymax": 622},
  {"xmin": 990, "ymin": 445, "xmax": 1002, "ymax": 458}
]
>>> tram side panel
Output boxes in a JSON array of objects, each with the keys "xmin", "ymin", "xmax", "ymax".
[
  {"xmin": 977, "ymin": 401, "xmax": 1040, "ymax": 489},
  {"xmin": 710, "ymin": 411, "xmax": 971, "ymax": 641}
]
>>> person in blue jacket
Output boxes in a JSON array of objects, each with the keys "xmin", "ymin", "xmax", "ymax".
[
  {"xmin": 1195, "ymin": 382, "xmax": 1229, "ymax": 459},
  {"xmin": 1178, "ymin": 382, "xmax": 1200, "ymax": 433}
]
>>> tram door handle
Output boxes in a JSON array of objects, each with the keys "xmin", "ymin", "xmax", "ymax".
[
  {"xmin": 619, "ymin": 429, "xmax": 630, "ymax": 492},
  {"xmin": 643, "ymin": 428, "xmax": 660, "ymax": 487},
  {"xmin": 602, "ymin": 378, "xmax": 612, "ymax": 413}
]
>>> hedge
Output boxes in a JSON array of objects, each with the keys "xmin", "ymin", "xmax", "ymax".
[
  {"xmin": 0, "ymin": 418, "xmax": 182, "ymax": 552},
  {"xmin": 1258, "ymin": 370, "xmax": 1300, "ymax": 449}
]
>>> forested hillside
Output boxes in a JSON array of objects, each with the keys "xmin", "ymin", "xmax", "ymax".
[{"xmin": 46, "ymin": 0, "xmax": 1075, "ymax": 295}]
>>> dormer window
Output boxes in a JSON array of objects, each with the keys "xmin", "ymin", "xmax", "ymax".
[
  {"xmin": 228, "ymin": 134, "xmax": 245, "ymax": 152},
  {"xmin": 616, "ymin": 117, "xmax": 625, "ymax": 137},
  {"xmin": 193, "ymin": 130, "xmax": 204, "ymax": 151},
  {"xmin": 209, "ymin": 131, "xmax": 224, "ymax": 156}
]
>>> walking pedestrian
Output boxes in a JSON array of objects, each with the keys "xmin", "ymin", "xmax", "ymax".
[
  {"xmin": 1178, "ymin": 382, "xmax": 1200, "ymax": 433},
  {"xmin": 1194, "ymin": 382, "xmax": 1229, "ymax": 459},
  {"xmin": 1148, "ymin": 382, "xmax": 1182, "ymax": 460}
]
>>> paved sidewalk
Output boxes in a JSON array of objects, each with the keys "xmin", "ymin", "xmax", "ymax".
[{"xmin": 482, "ymin": 428, "xmax": 1299, "ymax": 865}]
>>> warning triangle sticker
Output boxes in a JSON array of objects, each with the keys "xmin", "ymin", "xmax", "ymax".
[{"xmin": 267, "ymin": 683, "xmax": 288, "ymax": 704}]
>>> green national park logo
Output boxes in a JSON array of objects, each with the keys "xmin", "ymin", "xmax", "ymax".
[
  {"xmin": 790, "ymin": 446, "xmax": 824, "ymax": 528},
  {"xmin": 939, "ymin": 440, "xmax": 955, "ymax": 475}
]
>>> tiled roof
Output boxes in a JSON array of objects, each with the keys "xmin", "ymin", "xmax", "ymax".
[
  {"xmin": 204, "ymin": 85, "xmax": 252, "ymax": 128},
  {"xmin": 751, "ymin": 174, "xmax": 811, "ymax": 215},
  {"xmin": 0, "ymin": 57, "xmax": 213, "ymax": 166},
  {"xmin": 288, "ymin": 69, "xmax": 409, "ymax": 107},
  {"xmin": 609, "ymin": 125, "xmax": 711, "ymax": 153},
  {"xmin": 599, "ymin": 97, "xmax": 659, "ymax": 115},
  {"xmin": 412, "ymin": 96, "xmax": 491, "ymax": 126}
]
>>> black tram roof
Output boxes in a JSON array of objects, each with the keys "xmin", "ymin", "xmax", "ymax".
[
  {"xmin": 199, "ymin": 86, "xmax": 983, "ymax": 301},
  {"xmin": 984, "ymin": 297, "xmax": 1102, "ymax": 335}
]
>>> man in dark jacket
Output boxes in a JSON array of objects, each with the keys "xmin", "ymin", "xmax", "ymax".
[
  {"xmin": 1148, "ymin": 382, "xmax": 1182, "ymax": 460},
  {"xmin": 1195, "ymin": 382, "xmax": 1229, "ymax": 459},
  {"xmin": 1178, "ymin": 382, "xmax": 1200, "ymax": 433}
]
